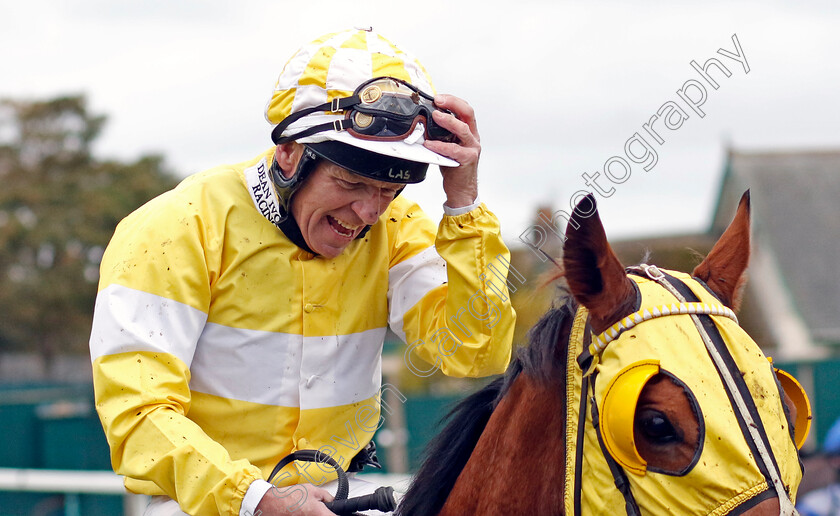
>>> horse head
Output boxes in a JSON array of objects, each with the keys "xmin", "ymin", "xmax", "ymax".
[
  {"xmin": 398, "ymin": 192, "xmax": 810, "ymax": 516},
  {"xmin": 561, "ymin": 191, "xmax": 807, "ymax": 515}
]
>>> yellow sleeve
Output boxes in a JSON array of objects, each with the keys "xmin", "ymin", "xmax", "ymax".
[
  {"xmin": 93, "ymin": 352, "xmax": 262, "ymax": 515},
  {"xmin": 90, "ymin": 174, "xmax": 262, "ymax": 516},
  {"xmin": 388, "ymin": 201, "xmax": 516, "ymax": 378}
]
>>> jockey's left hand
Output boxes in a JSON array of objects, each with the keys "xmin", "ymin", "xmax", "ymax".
[
  {"xmin": 424, "ymin": 94, "xmax": 480, "ymax": 209},
  {"xmin": 255, "ymin": 483, "xmax": 336, "ymax": 515}
]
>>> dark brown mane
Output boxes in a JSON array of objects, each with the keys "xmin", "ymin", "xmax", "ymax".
[
  {"xmin": 396, "ymin": 295, "xmax": 577, "ymax": 516},
  {"xmin": 503, "ymin": 294, "xmax": 577, "ymax": 388}
]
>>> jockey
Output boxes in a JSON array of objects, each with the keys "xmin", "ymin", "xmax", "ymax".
[{"xmin": 89, "ymin": 28, "xmax": 515, "ymax": 516}]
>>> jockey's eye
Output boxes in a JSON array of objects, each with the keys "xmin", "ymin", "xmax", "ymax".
[{"xmin": 636, "ymin": 408, "xmax": 680, "ymax": 445}]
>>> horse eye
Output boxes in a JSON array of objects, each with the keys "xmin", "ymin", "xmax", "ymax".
[{"xmin": 637, "ymin": 408, "xmax": 680, "ymax": 445}]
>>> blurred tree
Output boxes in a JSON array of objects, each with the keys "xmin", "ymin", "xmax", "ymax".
[{"xmin": 0, "ymin": 95, "xmax": 177, "ymax": 365}]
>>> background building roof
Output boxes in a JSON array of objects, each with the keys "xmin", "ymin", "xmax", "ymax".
[{"xmin": 714, "ymin": 149, "xmax": 840, "ymax": 346}]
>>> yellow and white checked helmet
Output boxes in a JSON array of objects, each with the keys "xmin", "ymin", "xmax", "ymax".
[{"xmin": 265, "ymin": 28, "xmax": 457, "ymax": 168}]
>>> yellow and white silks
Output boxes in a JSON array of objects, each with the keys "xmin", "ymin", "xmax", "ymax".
[{"xmin": 89, "ymin": 148, "xmax": 514, "ymax": 516}]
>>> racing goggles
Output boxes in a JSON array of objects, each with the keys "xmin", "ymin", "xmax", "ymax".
[{"xmin": 271, "ymin": 77, "xmax": 457, "ymax": 144}]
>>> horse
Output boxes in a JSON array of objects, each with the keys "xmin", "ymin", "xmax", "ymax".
[{"xmin": 396, "ymin": 192, "xmax": 811, "ymax": 516}]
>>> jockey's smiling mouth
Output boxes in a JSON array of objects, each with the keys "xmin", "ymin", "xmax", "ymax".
[{"xmin": 287, "ymin": 157, "xmax": 401, "ymax": 258}]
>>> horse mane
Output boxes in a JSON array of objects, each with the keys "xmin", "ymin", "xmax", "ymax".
[
  {"xmin": 396, "ymin": 295, "xmax": 576, "ymax": 516},
  {"xmin": 394, "ymin": 375, "xmax": 504, "ymax": 516}
]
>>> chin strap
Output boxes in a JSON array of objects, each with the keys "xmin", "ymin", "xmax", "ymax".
[{"xmin": 269, "ymin": 148, "xmax": 319, "ymax": 223}]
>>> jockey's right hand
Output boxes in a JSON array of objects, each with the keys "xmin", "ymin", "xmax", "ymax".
[{"xmin": 255, "ymin": 483, "xmax": 336, "ymax": 515}]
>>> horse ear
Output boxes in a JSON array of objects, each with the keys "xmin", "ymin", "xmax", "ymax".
[
  {"xmin": 563, "ymin": 194, "xmax": 637, "ymax": 333},
  {"xmin": 693, "ymin": 190, "xmax": 751, "ymax": 310}
]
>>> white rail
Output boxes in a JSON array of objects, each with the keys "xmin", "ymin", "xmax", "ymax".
[
  {"xmin": 0, "ymin": 468, "xmax": 148, "ymax": 516},
  {"xmin": 0, "ymin": 468, "xmax": 412, "ymax": 516}
]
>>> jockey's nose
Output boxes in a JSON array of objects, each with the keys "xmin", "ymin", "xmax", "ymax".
[{"xmin": 351, "ymin": 191, "xmax": 382, "ymax": 226}]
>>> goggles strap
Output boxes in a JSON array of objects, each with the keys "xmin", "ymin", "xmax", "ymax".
[
  {"xmin": 638, "ymin": 265, "xmax": 796, "ymax": 515},
  {"xmin": 271, "ymin": 95, "xmax": 361, "ymax": 144},
  {"xmin": 274, "ymin": 118, "xmax": 357, "ymax": 145}
]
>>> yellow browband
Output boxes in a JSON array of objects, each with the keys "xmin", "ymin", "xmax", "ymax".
[{"xmin": 591, "ymin": 302, "xmax": 738, "ymax": 354}]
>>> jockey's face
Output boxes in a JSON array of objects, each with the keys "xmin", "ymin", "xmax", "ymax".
[{"xmin": 291, "ymin": 159, "xmax": 401, "ymax": 258}]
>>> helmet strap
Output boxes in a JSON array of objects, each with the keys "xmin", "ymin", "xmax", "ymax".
[
  {"xmin": 268, "ymin": 150, "xmax": 318, "ymax": 254},
  {"xmin": 275, "ymin": 211, "xmax": 316, "ymax": 255},
  {"xmin": 270, "ymin": 146, "xmax": 320, "ymax": 222}
]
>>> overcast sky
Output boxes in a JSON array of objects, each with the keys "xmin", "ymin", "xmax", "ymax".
[{"xmin": 3, "ymin": 0, "xmax": 839, "ymax": 247}]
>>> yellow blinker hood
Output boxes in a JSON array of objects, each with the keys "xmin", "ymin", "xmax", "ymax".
[{"xmin": 563, "ymin": 267, "xmax": 805, "ymax": 515}]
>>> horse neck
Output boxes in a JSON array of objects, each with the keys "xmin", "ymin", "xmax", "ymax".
[{"xmin": 438, "ymin": 372, "xmax": 567, "ymax": 515}]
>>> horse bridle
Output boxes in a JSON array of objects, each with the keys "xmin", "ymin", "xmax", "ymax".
[{"xmin": 576, "ymin": 264, "xmax": 797, "ymax": 516}]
